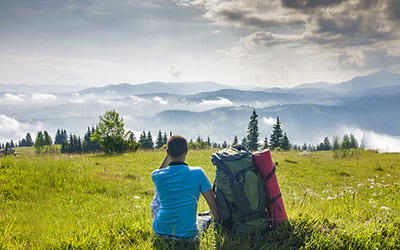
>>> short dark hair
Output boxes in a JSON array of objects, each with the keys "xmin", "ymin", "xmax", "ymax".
[{"xmin": 167, "ymin": 135, "xmax": 188, "ymax": 157}]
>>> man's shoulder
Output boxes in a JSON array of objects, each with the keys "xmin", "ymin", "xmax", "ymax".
[
  {"xmin": 152, "ymin": 168, "xmax": 168, "ymax": 177},
  {"xmin": 188, "ymin": 166, "xmax": 206, "ymax": 175}
]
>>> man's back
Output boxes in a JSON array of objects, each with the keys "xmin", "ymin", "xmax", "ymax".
[{"xmin": 152, "ymin": 162, "xmax": 211, "ymax": 238}]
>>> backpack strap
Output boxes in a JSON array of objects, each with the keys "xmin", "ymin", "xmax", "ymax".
[{"xmin": 263, "ymin": 165, "xmax": 276, "ymax": 181}]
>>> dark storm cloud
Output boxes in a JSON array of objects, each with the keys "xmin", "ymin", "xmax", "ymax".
[
  {"xmin": 281, "ymin": 0, "xmax": 345, "ymax": 9},
  {"xmin": 387, "ymin": 0, "xmax": 400, "ymax": 21},
  {"xmin": 216, "ymin": 8, "xmax": 306, "ymax": 29}
]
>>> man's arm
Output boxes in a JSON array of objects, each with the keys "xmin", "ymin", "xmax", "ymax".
[
  {"xmin": 159, "ymin": 154, "xmax": 171, "ymax": 169},
  {"xmin": 202, "ymin": 190, "xmax": 220, "ymax": 220}
]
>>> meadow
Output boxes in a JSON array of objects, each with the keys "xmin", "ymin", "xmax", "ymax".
[{"xmin": 0, "ymin": 148, "xmax": 399, "ymax": 249}]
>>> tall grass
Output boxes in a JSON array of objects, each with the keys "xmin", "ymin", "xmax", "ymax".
[{"xmin": 0, "ymin": 148, "xmax": 399, "ymax": 249}]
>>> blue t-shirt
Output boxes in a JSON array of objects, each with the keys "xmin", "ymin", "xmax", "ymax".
[{"xmin": 151, "ymin": 162, "xmax": 212, "ymax": 238}]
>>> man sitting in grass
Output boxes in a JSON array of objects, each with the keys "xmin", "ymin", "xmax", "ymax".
[{"xmin": 151, "ymin": 135, "xmax": 219, "ymax": 240}]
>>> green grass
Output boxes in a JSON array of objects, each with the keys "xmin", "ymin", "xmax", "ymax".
[{"xmin": 0, "ymin": 148, "xmax": 399, "ymax": 249}]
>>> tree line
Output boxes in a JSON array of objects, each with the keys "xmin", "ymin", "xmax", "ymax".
[
  {"xmin": 1, "ymin": 109, "xmax": 289, "ymax": 153},
  {"xmin": 292, "ymin": 134, "xmax": 359, "ymax": 152},
  {"xmin": 1, "ymin": 108, "xmax": 361, "ymax": 154}
]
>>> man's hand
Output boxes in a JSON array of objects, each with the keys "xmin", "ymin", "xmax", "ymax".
[{"xmin": 202, "ymin": 190, "xmax": 220, "ymax": 220}]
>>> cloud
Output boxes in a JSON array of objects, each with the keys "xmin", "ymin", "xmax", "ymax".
[
  {"xmin": 281, "ymin": 0, "xmax": 345, "ymax": 9},
  {"xmin": 262, "ymin": 117, "xmax": 277, "ymax": 126},
  {"xmin": 1, "ymin": 93, "xmax": 26, "ymax": 102},
  {"xmin": 0, "ymin": 114, "xmax": 42, "ymax": 142},
  {"xmin": 200, "ymin": 97, "xmax": 233, "ymax": 106},
  {"xmin": 169, "ymin": 64, "xmax": 182, "ymax": 78},
  {"xmin": 153, "ymin": 96, "xmax": 168, "ymax": 105},
  {"xmin": 181, "ymin": 0, "xmax": 400, "ymax": 72},
  {"xmin": 338, "ymin": 126, "xmax": 400, "ymax": 153},
  {"xmin": 128, "ymin": 95, "xmax": 151, "ymax": 104},
  {"xmin": 31, "ymin": 93, "xmax": 58, "ymax": 102}
]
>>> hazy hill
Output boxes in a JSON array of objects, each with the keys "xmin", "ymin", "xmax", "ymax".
[
  {"xmin": 147, "ymin": 93, "xmax": 400, "ymax": 144},
  {"xmin": 79, "ymin": 81, "xmax": 230, "ymax": 96}
]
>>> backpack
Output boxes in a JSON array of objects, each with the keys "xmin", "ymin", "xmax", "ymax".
[{"xmin": 211, "ymin": 145, "xmax": 268, "ymax": 233}]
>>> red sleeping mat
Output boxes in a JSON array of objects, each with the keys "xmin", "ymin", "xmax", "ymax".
[{"xmin": 253, "ymin": 149, "xmax": 288, "ymax": 225}]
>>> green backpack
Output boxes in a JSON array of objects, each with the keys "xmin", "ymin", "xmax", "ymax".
[{"xmin": 211, "ymin": 146, "xmax": 268, "ymax": 233}]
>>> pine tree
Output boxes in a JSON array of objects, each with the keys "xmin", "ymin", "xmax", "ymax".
[
  {"xmin": 156, "ymin": 131, "xmax": 164, "ymax": 149},
  {"xmin": 349, "ymin": 134, "xmax": 359, "ymax": 149},
  {"xmin": 323, "ymin": 137, "xmax": 332, "ymax": 150},
  {"xmin": 207, "ymin": 137, "xmax": 211, "ymax": 146},
  {"xmin": 341, "ymin": 134, "xmax": 352, "ymax": 149},
  {"xmin": 280, "ymin": 133, "xmax": 290, "ymax": 150},
  {"xmin": 232, "ymin": 136, "xmax": 238, "ymax": 146},
  {"xmin": 222, "ymin": 141, "xmax": 228, "ymax": 148},
  {"xmin": 262, "ymin": 136, "xmax": 269, "ymax": 149},
  {"xmin": 139, "ymin": 131, "xmax": 147, "ymax": 149},
  {"xmin": 55, "ymin": 129, "xmax": 61, "ymax": 144},
  {"xmin": 332, "ymin": 136, "xmax": 340, "ymax": 150},
  {"xmin": 270, "ymin": 117, "xmax": 283, "ymax": 149},
  {"xmin": 241, "ymin": 137, "xmax": 248, "ymax": 148},
  {"xmin": 246, "ymin": 109, "xmax": 259, "ymax": 151},
  {"xmin": 43, "ymin": 131, "xmax": 52, "ymax": 145},
  {"xmin": 55, "ymin": 129, "xmax": 67, "ymax": 145},
  {"xmin": 146, "ymin": 131, "xmax": 154, "ymax": 149},
  {"xmin": 163, "ymin": 132, "xmax": 168, "ymax": 146},
  {"xmin": 25, "ymin": 133, "xmax": 34, "ymax": 146}
]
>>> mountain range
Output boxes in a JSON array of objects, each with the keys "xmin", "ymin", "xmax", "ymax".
[{"xmin": 1, "ymin": 70, "xmax": 400, "ymax": 151}]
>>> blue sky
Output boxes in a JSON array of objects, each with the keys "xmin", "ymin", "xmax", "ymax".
[{"xmin": 1, "ymin": 0, "xmax": 400, "ymax": 87}]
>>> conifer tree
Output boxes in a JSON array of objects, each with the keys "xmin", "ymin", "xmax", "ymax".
[
  {"xmin": 139, "ymin": 131, "xmax": 147, "ymax": 148},
  {"xmin": 332, "ymin": 136, "xmax": 340, "ymax": 150},
  {"xmin": 232, "ymin": 135, "xmax": 238, "ymax": 146},
  {"xmin": 280, "ymin": 133, "xmax": 290, "ymax": 150},
  {"xmin": 270, "ymin": 117, "xmax": 283, "ymax": 149},
  {"xmin": 350, "ymin": 134, "xmax": 359, "ymax": 148},
  {"xmin": 156, "ymin": 131, "xmax": 164, "ymax": 149},
  {"xmin": 241, "ymin": 137, "xmax": 248, "ymax": 148},
  {"xmin": 341, "ymin": 134, "xmax": 352, "ymax": 149},
  {"xmin": 323, "ymin": 137, "xmax": 332, "ymax": 150},
  {"xmin": 43, "ymin": 131, "xmax": 52, "ymax": 145},
  {"xmin": 163, "ymin": 132, "xmax": 168, "ymax": 146},
  {"xmin": 246, "ymin": 109, "xmax": 259, "ymax": 151},
  {"xmin": 146, "ymin": 131, "xmax": 154, "ymax": 149},
  {"xmin": 262, "ymin": 136, "xmax": 269, "ymax": 149}
]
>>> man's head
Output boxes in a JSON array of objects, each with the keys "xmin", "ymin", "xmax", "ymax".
[{"xmin": 167, "ymin": 135, "xmax": 188, "ymax": 158}]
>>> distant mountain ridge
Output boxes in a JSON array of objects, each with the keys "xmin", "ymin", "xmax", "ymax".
[{"xmin": 79, "ymin": 81, "xmax": 230, "ymax": 96}]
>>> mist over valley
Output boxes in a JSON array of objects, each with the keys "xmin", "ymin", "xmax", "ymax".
[{"xmin": 1, "ymin": 71, "xmax": 400, "ymax": 152}]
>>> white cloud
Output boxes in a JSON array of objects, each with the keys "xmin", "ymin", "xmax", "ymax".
[
  {"xmin": 2, "ymin": 93, "xmax": 26, "ymax": 102},
  {"xmin": 338, "ymin": 127, "xmax": 400, "ymax": 153},
  {"xmin": 262, "ymin": 116, "xmax": 276, "ymax": 126},
  {"xmin": 200, "ymin": 97, "xmax": 233, "ymax": 106},
  {"xmin": 153, "ymin": 96, "xmax": 168, "ymax": 105},
  {"xmin": 128, "ymin": 95, "xmax": 151, "ymax": 104},
  {"xmin": 31, "ymin": 93, "xmax": 58, "ymax": 102},
  {"xmin": 0, "ymin": 114, "xmax": 42, "ymax": 142}
]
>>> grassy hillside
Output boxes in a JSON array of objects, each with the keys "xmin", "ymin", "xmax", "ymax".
[{"xmin": 0, "ymin": 148, "xmax": 399, "ymax": 249}]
